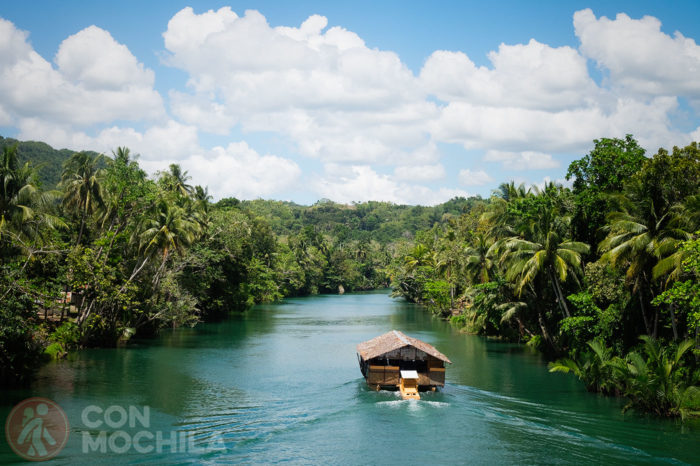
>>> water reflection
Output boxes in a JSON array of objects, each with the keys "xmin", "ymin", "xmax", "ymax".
[{"xmin": 1, "ymin": 290, "xmax": 698, "ymax": 465}]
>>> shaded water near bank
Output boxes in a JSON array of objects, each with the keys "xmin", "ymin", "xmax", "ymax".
[{"xmin": 2, "ymin": 290, "xmax": 699, "ymax": 464}]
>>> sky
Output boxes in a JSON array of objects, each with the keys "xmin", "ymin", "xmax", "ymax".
[{"xmin": 1, "ymin": 1, "xmax": 699, "ymax": 205}]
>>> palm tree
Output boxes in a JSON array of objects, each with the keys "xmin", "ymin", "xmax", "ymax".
[
  {"xmin": 188, "ymin": 185, "xmax": 211, "ymax": 231},
  {"xmin": 434, "ymin": 234, "xmax": 462, "ymax": 307},
  {"xmin": 495, "ymin": 181, "xmax": 528, "ymax": 202},
  {"xmin": 464, "ymin": 233, "xmax": 497, "ymax": 284},
  {"xmin": 1, "ymin": 144, "xmax": 40, "ymax": 237},
  {"xmin": 112, "ymin": 146, "xmax": 131, "ymax": 165},
  {"xmin": 403, "ymin": 243, "xmax": 434, "ymax": 272},
  {"xmin": 500, "ymin": 184, "xmax": 590, "ymax": 318},
  {"xmin": 548, "ymin": 339, "xmax": 618, "ymax": 393},
  {"xmin": 648, "ymin": 196, "xmax": 700, "ymax": 340},
  {"xmin": 391, "ymin": 243, "xmax": 435, "ymax": 302},
  {"xmin": 497, "ymin": 301, "xmax": 531, "ymax": 337},
  {"xmin": 0, "ymin": 145, "xmax": 63, "ymax": 250},
  {"xmin": 481, "ymin": 182, "xmax": 529, "ymax": 240},
  {"xmin": 193, "ymin": 185, "xmax": 211, "ymax": 212},
  {"xmin": 113, "ymin": 199, "xmax": 199, "ymax": 306},
  {"xmin": 95, "ymin": 147, "xmax": 151, "ymax": 262},
  {"xmin": 652, "ymin": 195, "xmax": 700, "ymax": 286},
  {"xmin": 160, "ymin": 164, "xmax": 193, "ymax": 197},
  {"xmin": 599, "ymin": 181, "xmax": 693, "ymax": 338},
  {"xmin": 137, "ymin": 199, "xmax": 199, "ymax": 281},
  {"xmin": 60, "ymin": 152, "xmax": 105, "ymax": 245},
  {"xmin": 505, "ymin": 230, "xmax": 589, "ymax": 318},
  {"xmin": 619, "ymin": 336, "xmax": 698, "ymax": 417}
]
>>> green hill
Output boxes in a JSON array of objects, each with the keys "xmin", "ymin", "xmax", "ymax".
[
  {"xmin": 237, "ymin": 196, "xmax": 484, "ymax": 244},
  {"xmin": 0, "ymin": 136, "xmax": 100, "ymax": 189},
  {"xmin": 2, "ymin": 134, "xmax": 486, "ymax": 245}
]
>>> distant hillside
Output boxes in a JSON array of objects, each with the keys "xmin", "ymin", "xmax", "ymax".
[
  {"xmin": 236, "ymin": 196, "xmax": 484, "ymax": 244},
  {"xmin": 2, "ymin": 134, "xmax": 486, "ymax": 243},
  {"xmin": 0, "ymin": 136, "xmax": 100, "ymax": 189}
]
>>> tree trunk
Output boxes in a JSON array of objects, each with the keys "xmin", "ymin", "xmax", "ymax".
[
  {"xmin": 638, "ymin": 290, "xmax": 652, "ymax": 336},
  {"xmin": 652, "ymin": 307, "xmax": 659, "ymax": 340},
  {"xmin": 669, "ymin": 303, "xmax": 678, "ymax": 341},
  {"xmin": 515, "ymin": 317, "xmax": 534, "ymax": 337},
  {"xmin": 95, "ymin": 216, "xmax": 119, "ymax": 261},
  {"xmin": 104, "ymin": 223, "xmax": 124, "ymax": 257},
  {"xmin": 116, "ymin": 256, "xmax": 150, "ymax": 297},
  {"xmin": 549, "ymin": 268, "xmax": 570, "ymax": 318},
  {"xmin": 538, "ymin": 310, "xmax": 558, "ymax": 353},
  {"xmin": 77, "ymin": 295, "xmax": 90, "ymax": 326},
  {"xmin": 61, "ymin": 274, "xmax": 72, "ymax": 324},
  {"xmin": 152, "ymin": 252, "xmax": 170, "ymax": 288},
  {"xmin": 78, "ymin": 299, "xmax": 96, "ymax": 327},
  {"xmin": 76, "ymin": 214, "xmax": 86, "ymax": 246},
  {"xmin": 447, "ymin": 267, "xmax": 454, "ymax": 309}
]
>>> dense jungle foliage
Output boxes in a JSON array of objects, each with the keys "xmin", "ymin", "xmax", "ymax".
[
  {"xmin": 0, "ymin": 138, "xmax": 461, "ymax": 386},
  {"xmin": 388, "ymin": 135, "xmax": 700, "ymax": 418},
  {"xmin": 2, "ymin": 134, "xmax": 698, "ymax": 418}
]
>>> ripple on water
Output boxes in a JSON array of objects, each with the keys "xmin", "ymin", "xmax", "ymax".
[
  {"xmin": 5, "ymin": 292, "xmax": 698, "ymax": 465},
  {"xmin": 444, "ymin": 382, "xmax": 680, "ymax": 465}
]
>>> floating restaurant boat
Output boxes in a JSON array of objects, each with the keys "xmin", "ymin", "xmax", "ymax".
[{"xmin": 357, "ymin": 330, "xmax": 451, "ymax": 400}]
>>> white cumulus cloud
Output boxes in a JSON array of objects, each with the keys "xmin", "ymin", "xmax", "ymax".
[
  {"xmin": 394, "ymin": 164, "xmax": 445, "ymax": 181},
  {"xmin": 421, "ymin": 39, "xmax": 598, "ymax": 111},
  {"xmin": 0, "ymin": 18, "xmax": 164, "ymax": 129},
  {"xmin": 162, "ymin": 7, "xmax": 433, "ymax": 166},
  {"xmin": 483, "ymin": 150, "xmax": 560, "ymax": 171},
  {"xmin": 575, "ymin": 9, "xmax": 700, "ymax": 100},
  {"xmin": 1, "ymin": 7, "xmax": 700, "ymax": 204},
  {"xmin": 458, "ymin": 169, "xmax": 494, "ymax": 186},
  {"xmin": 183, "ymin": 142, "xmax": 302, "ymax": 200},
  {"xmin": 312, "ymin": 164, "xmax": 468, "ymax": 205}
]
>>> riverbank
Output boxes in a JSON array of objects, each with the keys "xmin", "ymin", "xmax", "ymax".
[
  {"xmin": 3, "ymin": 291, "xmax": 699, "ymax": 464},
  {"xmin": 386, "ymin": 140, "xmax": 700, "ymax": 418}
]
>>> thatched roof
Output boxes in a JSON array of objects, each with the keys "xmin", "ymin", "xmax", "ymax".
[{"xmin": 357, "ymin": 330, "xmax": 452, "ymax": 363}]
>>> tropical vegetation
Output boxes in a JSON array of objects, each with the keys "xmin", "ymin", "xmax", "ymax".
[
  {"xmin": 2, "ymin": 134, "xmax": 698, "ymax": 419},
  {"xmin": 388, "ymin": 136, "xmax": 700, "ymax": 417},
  {"xmin": 0, "ymin": 138, "xmax": 465, "ymax": 386}
]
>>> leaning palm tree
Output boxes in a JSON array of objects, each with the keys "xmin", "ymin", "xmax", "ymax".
[
  {"xmin": 60, "ymin": 152, "xmax": 105, "ymax": 246},
  {"xmin": 599, "ymin": 180, "xmax": 693, "ymax": 337},
  {"xmin": 504, "ymin": 230, "xmax": 589, "ymax": 318},
  {"xmin": 500, "ymin": 184, "xmax": 590, "ymax": 318}
]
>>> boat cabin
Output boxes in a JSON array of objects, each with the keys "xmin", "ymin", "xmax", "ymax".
[{"xmin": 357, "ymin": 330, "xmax": 451, "ymax": 399}]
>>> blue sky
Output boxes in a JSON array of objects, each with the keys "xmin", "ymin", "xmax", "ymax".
[{"xmin": 1, "ymin": 1, "xmax": 699, "ymax": 204}]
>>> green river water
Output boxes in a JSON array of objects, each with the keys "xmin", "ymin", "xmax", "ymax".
[{"xmin": 2, "ymin": 290, "xmax": 699, "ymax": 464}]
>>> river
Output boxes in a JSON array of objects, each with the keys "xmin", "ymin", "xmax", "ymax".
[{"xmin": 2, "ymin": 290, "xmax": 699, "ymax": 464}]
